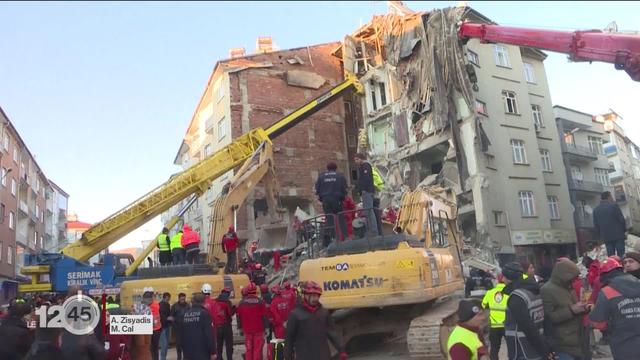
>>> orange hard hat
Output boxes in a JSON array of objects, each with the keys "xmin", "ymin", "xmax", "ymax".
[{"xmin": 303, "ymin": 281, "xmax": 322, "ymax": 295}]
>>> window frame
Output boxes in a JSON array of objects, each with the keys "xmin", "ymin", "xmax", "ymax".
[
  {"xmin": 2, "ymin": 131, "xmax": 8, "ymax": 151},
  {"xmin": 540, "ymin": 149, "xmax": 552, "ymax": 172},
  {"xmin": 493, "ymin": 211, "xmax": 506, "ymax": 226},
  {"xmin": 217, "ymin": 117, "xmax": 227, "ymax": 141},
  {"xmin": 547, "ymin": 195, "xmax": 560, "ymax": 220},
  {"xmin": 493, "ymin": 45, "xmax": 511, "ymax": 67},
  {"xmin": 531, "ymin": 104, "xmax": 543, "ymax": 129},
  {"xmin": 511, "ymin": 139, "xmax": 528, "ymax": 164},
  {"xmin": 9, "ymin": 211, "xmax": 15, "ymax": 230},
  {"xmin": 502, "ymin": 90, "xmax": 519, "ymax": 114},
  {"xmin": 518, "ymin": 191, "xmax": 536, "ymax": 217},
  {"xmin": 588, "ymin": 136, "xmax": 603, "ymax": 155},
  {"xmin": 7, "ymin": 246, "xmax": 12, "ymax": 265},
  {"xmin": 475, "ymin": 100, "xmax": 488, "ymax": 115},
  {"xmin": 523, "ymin": 62, "xmax": 536, "ymax": 83},
  {"xmin": 467, "ymin": 50, "xmax": 480, "ymax": 66},
  {"xmin": 595, "ymin": 167, "xmax": 611, "ymax": 186},
  {"xmin": 1, "ymin": 167, "xmax": 6, "ymax": 187},
  {"xmin": 10, "ymin": 178, "xmax": 16, "ymax": 196}
]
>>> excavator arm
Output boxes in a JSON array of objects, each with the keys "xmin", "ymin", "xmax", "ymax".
[
  {"xmin": 458, "ymin": 22, "xmax": 640, "ymax": 81},
  {"xmin": 60, "ymin": 73, "xmax": 362, "ymax": 264}
]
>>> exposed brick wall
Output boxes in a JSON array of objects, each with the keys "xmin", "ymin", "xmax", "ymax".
[{"xmin": 226, "ymin": 43, "xmax": 350, "ymax": 238}]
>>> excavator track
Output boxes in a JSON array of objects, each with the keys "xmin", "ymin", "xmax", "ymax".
[{"xmin": 407, "ymin": 297, "xmax": 459, "ymax": 359}]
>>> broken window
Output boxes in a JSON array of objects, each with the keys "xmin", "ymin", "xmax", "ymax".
[
  {"xmin": 595, "ymin": 168, "xmax": 610, "ymax": 186},
  {"xmin": 368, "ymin": 117, "xmax": 396, "ymax": 155},
  {"xmin": 532, "ymin": 105, "xmax": 543, "ymax": 129},
  {"xmin": 518, "ymin": 191, "xmax": 536, "ymax": 217},
  {"xmin": 588, "ymin": 136, "xmax": 603, "ymax": 155},
  {"xmin": 494, "ymin": 45, "xmax": 510, "ymax": 67},
  {"xmin": 510, "ymin": 139, "xmax": 528, "ymax": 164},
  {"xmin": 547, "ymin": 195, "xmax": 560, "ymax": 219},
  {"xmin": 493, "ymin": 211, "xmax": 506, "ymax": 226},
  {"xmin": 523, "ymin": 62, "xmax": 536, "ymax": 83},
  {"xmin": 467, "ymin": 50, "xmax": 479, "ymax": 66},
  {"xmin": 366, "ymin": 78, "xmax": 389, "ymax": 113},
  {"xmin": 540, "ymin": 149, "xmax": 552, "ymax": 172},
  {"xmin": 502, "ymin": 91, "xmax": 518, "ymax": 114},
  {"xmin": 475, "ymin": 100, "xmax": 488, "ymax": 115}
]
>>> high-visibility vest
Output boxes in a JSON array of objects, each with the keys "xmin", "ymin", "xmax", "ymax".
[
  {"xmin": 447, "ymin": 325, "xmax": 483, "ymax": 360},
  {"xmin": 170, "ymin": 233, "xmax": 183, "ymax": 251},
  {"xmin": 482, "ymin": 283, "xmax": 508, "ymax": 328},
  {"xmin": 150, "ymin": 301, "xmax": 161, "ymax": 331},
  {"xmin": 106, "ymin": 303, "xmax": 120, "ymax": 310},
  {"xmin": 157, "ymin": 234, "xmax": 170, "ymax": 251},
  {"xmin": 504, "ymin": 288, "xmax": 545, "ymax": 359}
]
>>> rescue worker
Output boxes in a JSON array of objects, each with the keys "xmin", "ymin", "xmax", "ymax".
[
  {"xmin": 171, "ymin": 230, "xmax": 185, "ymax": 265},
  {"xmin": 201, "ymin": 283, "xmax": 218, "ymax": 353},
  {"xmin": 465, "ymin": 267, "xmax": 494, "ymax": 298},
  {"xmin": 236, "ymin": 283, "xmax": 268, "ymax": 360},
  {"xmin": 447, "ymin": 298, "xmax": 489, "ymax": 360},
  {"xmin": 170, "ymin": 293, "xmax": 189, "ymax": 360},
  {"xmin": 593, "ymin": 191, "xmax": 627, "ymax": 257},
  {"xmin": 106, "ymin": 296, "xmax": 119, "ymax": 310},
  {"xmin": 260, "ymin": 284, "xmax": 272, "ymax": 305},
  {"xmin": 481, "ymin": 274, "xmax": 507, "ymax": 360},
  {"xmin": 149, "ymin": 289, "xmax": 162, "ymax": 360},
  {"xmin": 622, "ymin": 251, "xmax": 640, "ymax": 279},
  {"xmin": 285, "ymin": 281, "xmax": 347, "ymax": 360},
  {"xmin": 222, "ymin": 225, "xmax": 239, "ymax": 274},
  {"xmin": 159, "ymin": 292, "xmax": 172, "ymax": 360},
  {"xmin": 314, "ymin": 161, "xmax": 348, "ymax": 245},
  {"xmin": 252, "ymin": 263, "xmax": 267, "ymax": 286},
  {"xmin": 181, "ymin": 294, "xmax": 215, "ymax": 360},
  {"xmin": 157, "ymin": 227, "xmax": 171, "ymax": 266},
  {"xmin": 353, "ymin": 153, "xmax": 378, "ymax": 236},
  {"xmin": 342, "ymin": 194, "xmax": 356, "ymax": 239},
  {"xmin": 269, "ymin": 285, "xmax": 291, "ymax": 340},
  {"xmin": 213, "ymin": 288, "xmax": 235, "ymax": 360},
  {"xmin": 590, "ymin": 256, "xmax": 640, "ymax": 359},
  {"xmin": 281, "ymin": 281, "xmax": 297, "ymax": 309},
  {"xmin": 0, "ymin": 302, "xmax": 33, "ymax": 360},
  {"xmin": 181, "ymin": 225, "xmax": 201, "ymax": 264},
  {"xmin": 501, "ymin": 262, "xmax": 554, "ymax": 360}
]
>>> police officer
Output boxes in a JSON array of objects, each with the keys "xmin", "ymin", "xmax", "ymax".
[
  {"xmin": 181, "ymin": 294, "xmax": 214, "ymax": 360},
  {"xmin": 157, "ymin": 227, "xmax": 171, "ymax": 266},
  {"xmin": 314, "ymin": 162, "xmax": 348, "ymax": 246},
  {"xmin": 502, "ymin": 262, "xmax": 555, "ymax": 360},
  {"xmin": 482, "ymin": 275, "xmax": 507, "ymax": 360},
  {"xmin": 447, "ymin": 298, "xmax": 489, "ymax": 360},
  {"xmin": 171, "ymin": 230, "xmax": 185, "ymax": 265}
]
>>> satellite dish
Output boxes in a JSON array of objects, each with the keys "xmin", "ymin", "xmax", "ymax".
[{"xmin": 604, "ymin": 21, "xmax": 618, "ymax": 33}]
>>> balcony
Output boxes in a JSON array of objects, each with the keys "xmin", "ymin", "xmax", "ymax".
[
  {"xmin": 615, "ymin": 189, "xmax": 627, "ymax": 203},
  {"xmin": 19, "ymin": 172, "xmax": 29, "ymax": 189},
  {"xmin": 562, "ymin": 142, "xmax": 598, "ymax": 161},
  {"xmin": 569, "ymin": 179, "xmax": 604, "ymax": 193},
  {"xmin": 18, "ymin": 201, "xmax": 29, "ymax": 215},
  {"xmin": 610, "ymin": 170, "xmax": 624, "ymax": 182},
  {"xmin": 575, "ymin": 213, "xmax": 594, "ymax": 228}
]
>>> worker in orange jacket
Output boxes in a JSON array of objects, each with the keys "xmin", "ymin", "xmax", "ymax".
[
  {"xmin": 147, "ymin": 288, "xmax": 162, "ymax": 360},
  {"xmin": 181, "ymin": 225, "xmax": 201, "ymax": 264}
]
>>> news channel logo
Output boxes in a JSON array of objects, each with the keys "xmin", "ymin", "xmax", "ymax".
[{"xmin": 34, "ymin": 291, "xmax": 100, "ymax": 335}]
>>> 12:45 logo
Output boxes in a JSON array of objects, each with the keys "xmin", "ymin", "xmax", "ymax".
[{"xmin": 34, "ymin": 293, "xmax": 101, "ymax": 335}]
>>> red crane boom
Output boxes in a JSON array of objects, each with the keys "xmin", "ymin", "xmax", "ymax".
[{"xmin": 458, "ymin": 22, "xmax": 640, "ymax": 81}]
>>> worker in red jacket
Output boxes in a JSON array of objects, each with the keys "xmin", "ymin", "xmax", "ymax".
[
  {"xmin": 181, "ymin": 225, "xmax": 201, "ymax": 264},
  {"xmin": 201, "ymin": 283, "xmax": 218, "ymax": 355},
  {"xmin": 342, "ymin": 195, "xmax": 356, "ymax": 240},
  {"xmin": 222, "ymin": 225, "xmax": 239, "ymax": 274},
  {"xmin": 269, "ymin": 285, "xmax": 291, "ymax": 339},
  {"xmin": 236, "ymin": 283, "xmax": 268, "ymax": 360},
  {"xmin": 281, "ymin": 281, "xmax": 297, "ymax": 309},
  {"xmin": 213, "ymin": 287, "xmax": 235, "ymax": 360}
]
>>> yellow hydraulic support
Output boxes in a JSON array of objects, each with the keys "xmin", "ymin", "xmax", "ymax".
[{"xmin": 59, "ymin": 74, "xmax": 362, "ymax": 266}]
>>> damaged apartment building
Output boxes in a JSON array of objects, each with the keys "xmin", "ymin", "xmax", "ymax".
[
  {"xmin": 336, "ymin": 7, "xmax": 576, "ymax": 266},
  {"xmin": 161, "ymin": 38, "xmax": 352, "ymax": 252}
]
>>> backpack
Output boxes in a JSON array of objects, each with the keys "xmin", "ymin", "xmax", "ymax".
[{"xmin": 372, "ymin": 166, "xmax": 385, "ymax": 192}]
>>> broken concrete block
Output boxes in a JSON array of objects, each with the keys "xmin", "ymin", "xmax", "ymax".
[{"xmin": 286, "ymin": 70, "xmax": 326, "ymax": 89}]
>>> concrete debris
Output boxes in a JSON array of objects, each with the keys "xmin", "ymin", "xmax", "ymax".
[
  {"xmin": 285, "ymin": 69, "xmax": 326, "ymax": 89},
  {"xmin": 286, "ymin": 55, "xmax": 306, "ymax": 65}
]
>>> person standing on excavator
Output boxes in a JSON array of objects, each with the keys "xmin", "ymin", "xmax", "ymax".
[
  {"xmin": 354, "ymin": 153, "xmax": 379, "ymax": 237},
  {"xmin": 181, "ymin": 225, "xmax": 201, "ymax": 264},
  {"xmin": 284, "ymin": 281, "xmax": 347, "ymax": 360},
  {"xmin": 157, "ymin": 227, "xmax": 171, "ymax": 266},
  {"xmin": 170, "ymin": 230, "xmax": 185, "ymax": 265},
  {"xmin": 222, "ymin": 225, "xmax": 239, "ymax": 274},
  {"xmin": 314, "ymin": 161, "xmax": 348, "ymax": 245}
]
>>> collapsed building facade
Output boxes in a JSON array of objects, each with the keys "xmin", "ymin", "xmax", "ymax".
[{"xmin": 336, "ymin": 7, "xmax": 576, "ymax": 266}]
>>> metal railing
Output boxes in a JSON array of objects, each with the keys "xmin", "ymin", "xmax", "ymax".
[
  {"xmin": 568, "ymin": 179, "xmax": 604, "ymax": 193},
  {"xmin": 562, "ymin": 142, "xmax": 598, "ymax": 159}
]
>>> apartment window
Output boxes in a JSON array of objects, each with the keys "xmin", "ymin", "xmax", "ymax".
[
  {"xmin": 34, "ymin": 231, "xmax": 38, "ymax": 246},
  {"xmin": 523, "ymin": 62, "xmax": 536, "ymax": 83},
  {"xmin": 39, "ymin": 236, "xmax": 43, "ymax": 249},
  {"xmin": 540, "ymin": 149, "xmax": 552, "ymax": 172},
  {"xmin": 1, "ymin": 167, "xmax": 7, "ymax": 187},
  {"xmin": 215, "ymin": 79, "xmax": 225, "ymax": 101},
  {"xmin": 475, "ymin": 100, "xmax": 488, "ymax": 115},
  {"xmin": 11, "ymin": 178, "xmax": 16, "ymax": 196},
  {"xmin": 218, "ymin": 117, "xmax": 226, "ymax": 141},
  {"xmin": 7, "ymin": 246, "xmax": 12, "ymax": 265},
  {"xmin": 35, "ymin": 204, "xmax": 40, "ymax": 219},
  {"xmin": 12, "ymin": 148, "xmax": 17, "ymax": 163},
  {"xmin": 0, "ymin": 203, "xmax": 4, "ymax": 224},
  {"xmin": 502, "ymin": 91, "xmax": 518, "ymax": 114},
  {"xmin": 366, "ymin": 79, "xmax": 389, "ymax": 112},
  {"xmin": 493, "ymin": 211, "xmax": 506, "ymax": 226},
  {"xmin": 595, "ymin": 168, "xmax": 610, "ymax": 186},
  {"xmin": 204, "ymin": 144, "xmax": 212, "ymax": 157},
  {"xmin": 0, "ymin": 241, "xmax": 2, "ymax": 262},
  {"xmin": 588, "ymin": 136, "xmax": 603, "ymax": 155},
  {"xmin": 571, "ymin": 165, "xmax": 583, "ymax": 181},
  {"xmin": 9, "ymin": 211, "xmax": 15, "ymax": 230},
  {"xmin": 493, "ymin": 45, "xmax": 510, "ymax": 67},
  {"xmin": 467, "ymin": 50, "xmax": 479, "ymax": 65},
  {"xmin": 548, "ymin": 196, "xmax": 560, "ymax": 219},
  {"xmin": 511, "ymin": 139, "xmax": 528, "ymax": 164},
  {"xmin": 531, "ymin": 105, "xmax": 543, "ymax": 129},
  {"xmin": 2, "ymin": 131, "xmax": 8, "ymax": 151},
  {"xmin": 518, "ymin": 191, "xmax": 536, "ymax": 217},
  {"xmin": 35, "ymin": 178, "xmax": 39, "ymax": 193}
]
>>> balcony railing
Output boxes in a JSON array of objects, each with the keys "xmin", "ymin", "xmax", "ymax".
[
  {"xmin": 562, "ymin": 143, "xmax": 598, "ymax": 160},
  {"xmin": 19, "ymin": 201, "xmax": 29, "ymax": 215},
  {"xmin": 575, "ymin": 213, "xmax": 594, "ymax": 228},
  {"xmin": 610, "ymin": 170, "xmax": 624, "ymax": 182},
  {"xmin": 569, "ymin": 179, "xmax": 604, "ymax": 193}
]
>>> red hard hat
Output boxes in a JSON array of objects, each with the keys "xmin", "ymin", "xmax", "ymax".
[
  {"xmin": 260, "ymin": 284, "xmax": 268, "ymax": 292},
  {"xmin": 283, "ymin": 281, "xmax": 291, "ymax": 290},
  {"xmin": 228, "ymin": 225, "xmax": 235, "ymax": 232},
  {"xmin": 246, "ymin": 282, "xmax": 258, "ymax": 295},
  {"xmin": 600, "ymin": 257, "xmax": 623, "ymax": 274},
  {"xmin": 303, "ymin": 281, "xmax": 322, "ymax": 295},
  {"xmin": 255, "ymin": 263, "xmax": 262, "ymax": 270},
  {"xmin": 271, "ymin": 285, "xmax": 281, "ymax": 295}
]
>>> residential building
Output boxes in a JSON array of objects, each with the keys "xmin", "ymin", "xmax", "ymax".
[
  {"xmin": 44, "ymin": 181, "xmax": 69, "ymax": 252},
  {"xmin": 553, "ymin": 106, "xmax": 612, "ymax": 252},
  {"xmin": 601, "ymin": 112, "xmax": 640, "ymax": 235},
  {"xmin": 162, "ymin": 40, "xmax": 349, "ymax": 253},
  {"xmin": 336, "ymin": 7, "xmax": 575, "ymax": 267},
  {"xmin": 66, "ymin": 213, "xmax": 102, "ymax": 264}
]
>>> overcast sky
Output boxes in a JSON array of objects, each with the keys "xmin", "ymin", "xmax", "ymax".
[{"xmin": 1, "ymin": 1, "xmax": 638, "ymax": 250}]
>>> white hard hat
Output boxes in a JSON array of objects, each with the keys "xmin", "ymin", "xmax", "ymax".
[
  {"xmin": 201, "ymin": 283, "xmax": 212, "ymax": 294},
  {"xmin": 143, "ymin": 287, "xmax": 154, "ymax": 293}
]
